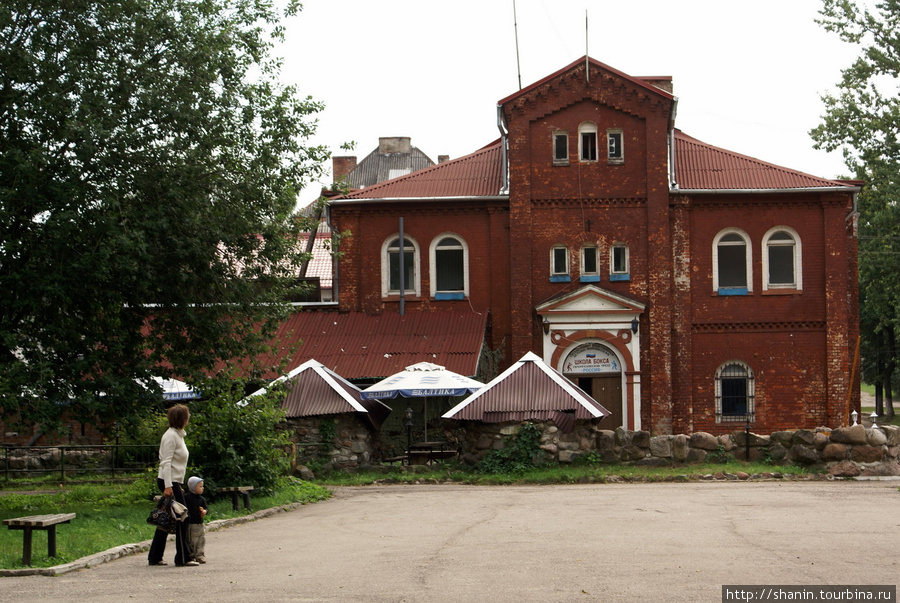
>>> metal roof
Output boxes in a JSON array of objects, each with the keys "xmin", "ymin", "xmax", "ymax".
[
  {"xmin": 443, "ymin": 352, "xmax": 609, "ymax": 432},
  {"xmin": 336, "ymin": 142, "xmax": 504, "ymax": 200},
  {"xmin": 347, "ymin": 146, "xmax": 435, "ymax": 189},
  {"xmin": 673, "ymin": 130, "xmax": 853, "ymax": 191},
  {"xmin": 248, "ymin": 359, "xmax": 391, "ymax": 429},
  {"xmin": 267, "ymin": 310, "xmax": 487, "ymax": 380}
]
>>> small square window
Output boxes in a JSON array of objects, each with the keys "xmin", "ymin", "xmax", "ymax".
[
  {"xmin": 553, "ymin": 132, "xmax": 569, "ymax": 165},
  {"xmin": 607, "ymin": 130, "xmax": 623, "ymax": 164}
]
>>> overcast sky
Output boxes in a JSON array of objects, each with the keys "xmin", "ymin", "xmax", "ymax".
[{"xmin": 282, "ymin": 0, "xmax": 861, "ymax": 205}]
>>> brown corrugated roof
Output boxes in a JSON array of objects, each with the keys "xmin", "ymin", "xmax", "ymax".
[
  {"xmin": 336, "ymin": 142, "xmax": 504, "ymax": 200},
  {"xmin": 250, "ymin": 359, "xmax": 391, "ymax": 430},
  {"xmin": 673, "ymin": 130, "xmax": 851, "ymax": 191},
  {"xmin": 269, "ymin": 311, "xmax": 487, "ymax": 380},
  {"xmin": 443, "ymin": 352, "xmax": 608, "ymax": 432}
]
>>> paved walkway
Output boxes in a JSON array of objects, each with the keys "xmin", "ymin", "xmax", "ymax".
[{"xmin": 2, "ymin": 481, "xmax": 898, "ymax": 602}]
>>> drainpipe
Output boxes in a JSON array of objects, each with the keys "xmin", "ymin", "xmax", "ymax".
[
  {"xmin": 325, "ymin": 202, "xmax": 339, "ymax": 304},
  {"xmin": 668, "ymin": 97, "xmax": 679, "ymax": 189},
  {"xmin": 497, "ymin": 105, "xmax": 509, "ymax": 194}
]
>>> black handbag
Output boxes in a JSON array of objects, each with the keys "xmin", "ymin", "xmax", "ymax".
[{"xmin": 147, "ymin": 496, "xmax": 178, "ymax": 534}]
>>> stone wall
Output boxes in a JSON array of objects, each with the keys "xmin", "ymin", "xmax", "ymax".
[
  {"xmin": 281, "ymin": 414, "xmax": 381, "ymax": 471},
  {"xmin": 449, "ymin": 420, "xmax": 900, "ymax": 477}
]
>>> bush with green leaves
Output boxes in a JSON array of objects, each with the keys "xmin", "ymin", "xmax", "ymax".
[
  {"xmin": 185, "ymin": 379, "xmax": 291, "ymax": 496},
  {"xmin": 476, "ymin": 423, "xmax": 547, "ymax": 474}
]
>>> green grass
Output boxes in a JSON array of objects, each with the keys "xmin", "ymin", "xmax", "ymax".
[
  {"xmin": 860, "ymin": 382, "xmax": 900, "ymax": 426},
  {"xmin": 315, "ymin": 460, "xmax": 818, "ymax": 487},
  {"xmin": 0, "ymin": 477, "xmax": 330, "ymax": 569}
]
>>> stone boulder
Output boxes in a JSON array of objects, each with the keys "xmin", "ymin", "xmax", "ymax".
[
  {"xmin": 821, "ymin": 443, "xmax": 848, "ymax": 462},
  {"xmin": 829, "ymin": 425, "xmax": 867, "ymax": 445},
  {"xmin": 649, "ymin": 436, "xmax": 672, "ymax": 458},
  {"xmin": 866, "ymin": 429, "xmax": 887, "ymax": 447},
  {"xmin": 789, "ymin": 444, "xmax": 820, "ymax": 465},
  {"xmin": 828, "ymin": 460, "xmax": 860, "ymax": 478},
  {"xmin": 689, "ymin": 432, "xmax": 719, "ymax": 450},
  {"xmin": 850, "ymin": 445, "xmax": 884, "ymax": 464}
]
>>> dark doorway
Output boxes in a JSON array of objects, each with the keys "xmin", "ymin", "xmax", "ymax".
[{"xmin": 577, "ymin": 375, "xmax": 623, "ymax": 429}]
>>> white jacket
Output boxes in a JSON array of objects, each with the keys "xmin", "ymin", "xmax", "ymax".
[{"xmin": 157, "ymin": 427, "xmax": 189, "ymax": 487}]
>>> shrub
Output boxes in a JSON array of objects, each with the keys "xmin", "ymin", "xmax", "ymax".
[
  {"xmin": 185, "ymin": 379, "xmax": 291, "ymax": 496},
  {"xmin": 476, "ymin": 423, "xmax": 547, "ymax": 474}
]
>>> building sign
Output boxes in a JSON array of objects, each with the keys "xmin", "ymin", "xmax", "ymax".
[{"xmin": 563, "ymin": 342, "xmax": 620, "ymax": 374}]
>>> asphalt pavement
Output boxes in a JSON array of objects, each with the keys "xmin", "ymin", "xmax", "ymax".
[{"xmin": 2, "ymin": 480, "xmax": 898, "ymax": 603}]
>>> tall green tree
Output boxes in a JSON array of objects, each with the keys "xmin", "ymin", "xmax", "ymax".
[
  {"xmin": 811, "ymin": 0, "xmax": 900, "ymax": 419},
  {"xmin": 0, "ymin": 0, "xmax": 328, "ymax": 433}
]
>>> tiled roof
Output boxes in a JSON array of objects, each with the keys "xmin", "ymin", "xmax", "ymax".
[
  {"xmin": 266, "ymin": 310, "xmax": 487, "ymax": 380},
  {"xmin": 297, "ymin": 231, "xmax": 333, "ymax": 288},
  {"xmin": 331, "ymin": 132, "xmax": 853, "ymax": 201},
  {"xmin": 443, "ymin": 352, "xmax": 609, "ymax": 433},
  {"xmin": 336, "ymin": 141, "xmax": 504, "ymax": 200},
  {"xmin": 673, "ymin": 130, "xmax": 851, "ymax": 191}
]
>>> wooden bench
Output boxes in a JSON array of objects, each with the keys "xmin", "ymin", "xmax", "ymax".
[
  {"xmin": 220, "ymin": 486, "xmax": 254, "ymax": 511},
  {"xmin": 3, "ymin": 513, "xmax": 76, "ymax": 566}
]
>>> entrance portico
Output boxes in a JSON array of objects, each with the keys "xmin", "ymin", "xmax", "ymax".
[{"xmin": 536, "ymin": 285, "xmax": 644, "ymax": 430}]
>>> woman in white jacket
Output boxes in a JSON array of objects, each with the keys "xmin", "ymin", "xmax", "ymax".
[{"xmin": 147, "ymin": 403, "xmax": 198, "ymax": 567}]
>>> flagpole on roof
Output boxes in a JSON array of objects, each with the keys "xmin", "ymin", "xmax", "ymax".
[
  {"xmin": 513, "ymin": 0, "xmax": 522, "ymax": 90},
  {"xmin": 585, "ymin": 10, "xmax": 589, "ymax": 84}
]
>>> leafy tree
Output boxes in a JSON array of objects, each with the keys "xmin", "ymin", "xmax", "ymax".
[
  {"xmin": 0, "ymin": 1, "xmax": 328, "ymax": 432},
  {"xmin": 812, "ymin": 0, "xmax": 900, "ymax": 419},
  {"xmin": 185, "ymin": 376, "xmax": 291, "ymax": 495}
]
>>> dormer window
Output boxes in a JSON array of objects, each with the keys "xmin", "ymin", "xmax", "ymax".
[
  {"xmin": 578, "ymin": 122, "xmax": 598, "ymax": 162},
  {"xmin": 553, "ymin": 131, "xmax": 569, "ymax": 165}
]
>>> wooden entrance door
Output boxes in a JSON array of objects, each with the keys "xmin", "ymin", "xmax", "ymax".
[{"xmin": 577, "ymin": 375, "xmax": 623, "ymax": 429}]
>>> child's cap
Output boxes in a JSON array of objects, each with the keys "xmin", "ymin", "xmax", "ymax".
[{"xmin": 187, "ymin": 476, "xmax": 203, "ymax": 494}]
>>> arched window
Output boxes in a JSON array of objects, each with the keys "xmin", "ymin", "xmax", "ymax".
[
  {"xmin": 713, "ymin": 229, "xmax": 752, "ymax": 295},
  {"xmin": 578, "ymin": 122, "xmax": 598, "ymax": 162},
  {"xmin": 381, "ymin": 235, "xmax": 420, "ymax": 298},
  {"xmin": 763, "ymin": 227, "xmax": 801, "ymax": 291},
  {"xmin": 429, "ymin": 234, "xmax": 468, "ymax": 300},
  {"xmin": 715, "ymin": 361, "xmax": 755, "ymax": 422}
]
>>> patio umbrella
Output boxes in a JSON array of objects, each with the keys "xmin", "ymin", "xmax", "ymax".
[{"xmin": 360, "ymin": 362, "xmax": 483, "ymax": 440}]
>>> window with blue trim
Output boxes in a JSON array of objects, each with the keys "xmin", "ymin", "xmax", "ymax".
[
  {"xmin": 714, "ymin": 230, "xmax": 751, "ymax": 295},
  {"xmin": 431, "ymin": 235, "xmax": 467, "ymax": 300},
  {"xmin": 550, "ymin": 246, "xmax": 570, "ymax": 282},
  {"xmin": 580, "ymin": 245, "xmax": 599, "ymax": 282},
  {"xmin": 610, "ymin": 243, "xmax": 630, "ymax": 281}
]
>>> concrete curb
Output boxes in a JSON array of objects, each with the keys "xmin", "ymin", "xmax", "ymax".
[{"xmin": 0, "ymin": 501, "xmax": 312, "ymax": 577}]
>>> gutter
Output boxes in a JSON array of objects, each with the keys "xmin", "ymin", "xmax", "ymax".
[
  {"xmin": 671, "ymin": 186, "xmax": 863, "ymax": 195},
  {"xmin": 668, "ymin": 97, "xmax": 679, "ymax": 189},
  {"xmin": 329, "ymin": 195, "xmax": 509, "ymax": 205}
]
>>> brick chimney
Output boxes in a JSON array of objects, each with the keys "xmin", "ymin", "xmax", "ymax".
[
  {"xmin": 332, "ymin": 156, "xmax": 357, "ymax": 183},
  {"xmin": 378, "ymin": 137, "xmax": 412, "ymax": 154},
  {"xmin": 438, "ymin": 155, "xmax": 449, "ymax": 164}
]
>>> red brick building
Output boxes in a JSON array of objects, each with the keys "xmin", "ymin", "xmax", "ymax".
[{"xmin": 329, "ymin": 57, "xmax": 860, "ymax": 435}]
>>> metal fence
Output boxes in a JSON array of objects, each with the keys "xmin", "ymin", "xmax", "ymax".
[{"xmin": 1, "ymin": 444, "xmax": 158, "ymax": 481}]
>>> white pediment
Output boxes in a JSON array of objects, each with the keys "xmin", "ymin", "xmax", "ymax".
[{"xmin": 535, "ymin": 285, "xmax": 645, "ymax": 315}]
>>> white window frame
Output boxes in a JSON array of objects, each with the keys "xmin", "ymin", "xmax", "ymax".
[
  {"xmin": 610, "ymin": 242, "xmax": 630, "ymax": 280},
  {"xmin": 578, "ymin": 122, "xmax": 598, "ymax": 162},
  {"xmin": 553, "ymin": 130, "xmax": 569, "ymax": 165},
  {"xmin": 580, "ymin": 245, "xmax": 599, "ymax": 282},
  {"xmin": 429, "ymin": 233, "xmax": 469, "ymax": 299},
  {"xmin": 550, "ymin": 245, "xmax": 570, "ymax": 281},
  {"xmin": 762, "ymin": 226, "xmax": 802, "ymax": 291},
  {"xmin": 607, "ymin": 129, "xmax": 624, "ymax": 164},
  {"xmin": 715, "ymin": 361, "xmax": 756, "ymax": 423},
  {"xmin": 713, "ymin": 228, "xmax": 752, "ymax": 294},
  {"xmin": 381, "ymin": 234, "xmax": 421, "ymax": 298}
]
